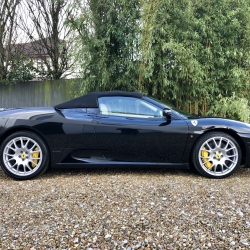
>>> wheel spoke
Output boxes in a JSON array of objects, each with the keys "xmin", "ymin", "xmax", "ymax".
[
  {"xmin": 227, "ymin": 154, "xmax": 237, "ymax": 157},
  {"xmin": 24, "ymin": 163, "xmax": 32, "ymax": 171},
  {"xmin": 227, "ymin": 158, "xmax": 236, "ymax": 163},
  {"xmin": 7, "ymin": 145, "xmax": 16, "ymax": 151},
  {"xmin": 4, "ymin": 158, "xmax": 15, "ymax": 163},
  {"xmin": 5, "ymin": 153, "xmax": 15, "ymax": 157},
  {"xmin": 226, "ymin": 146, "xmax": 236, "ymax": 152},
  {"xmin": 31, "ymin": 150, "xmax": 40, "ymax": 153},
  {"xmin": 221, "ymin": 164, "xmax": 224, "ymax": 172},
  {"xmin": 202, "ymin": 159, "xmax": 211, "ymax": 166},
  {"xmin": 203, "ymin": 163, "xmax": 213, "ymax": 170},
  {"xmin": 20, "ymin": 138, "xmax": 24, "ymax": 148},
  {"xmin": 218, "ymin": 138, "xmax": 222, "ymax": 148},
  {"xmin": 212, "ymin": 138, "xmax": 218, "ymax": 148},
  {"xmin": 24, "ymin": 139, "xmax": 30, "ymax": 149},
  {"xmin": 10, "ymin": 162, "xmax": 18, "ymax": 169},
  {"xmin": 30, "ymin": 160, "xmax": 38, "ymax": 166},
  {"xmin": 200, "ymin": 155, "xmax": 210, "ymax": 159},
  {"xmin": 13, "ymin": 140, "xmax": 19, "ymax": 149},
  {"xmin": 205, "ymin": 142, "xmax": 213, "ymax": 151},
  {"xmin": 207, "ymin": 162, "xmax": 214, "ymax": 170},
  {"xmin": 224, "ymin": 140, "xmax": 229, "ymax": 149},
  {"xmin": 213, "ymin": 163, "xmax": 217, "ymax": 172},
  {"xmin": 30, "ymin": 144, "xmax": 37, "ymax": 151}
]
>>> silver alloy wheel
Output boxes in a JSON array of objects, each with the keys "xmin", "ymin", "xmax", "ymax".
[
  {"xmin": 198, "ymin": 136, "xmax": 238, "ymax": 177},
  {"xmin": 3, "ymin": 136, "xmax": 42, "ymax": 177}
]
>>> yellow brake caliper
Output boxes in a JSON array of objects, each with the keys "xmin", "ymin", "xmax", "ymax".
[
  {"xmin": 201, "ymin": 147, "xmax": 212, "ymax": 169},
  {"xmin": 31, "ymin": 147, "xmax": 39, "ymax": 168}
]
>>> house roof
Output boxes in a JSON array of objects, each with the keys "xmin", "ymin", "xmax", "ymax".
[{"xmin": 10, "ymin": 38, "xmax": 65, "ymax": 58}]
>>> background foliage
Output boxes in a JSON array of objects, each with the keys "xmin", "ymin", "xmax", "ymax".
[
  {"xmin": 2, "ymin": 0, "xmax": 249, "ymax": 121},
  {"xmin": 69, "ymin": 0, "xmax": 250, "ymax": 121},
  {"xmin": 69, "ymin": 0, "xmax": 141, "ymax": 92}
]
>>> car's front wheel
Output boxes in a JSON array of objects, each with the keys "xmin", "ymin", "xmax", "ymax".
[
  {"xmin": 192, "ymin": 132, "xmax": 241, "ymax": 178},
  {"xmin": 0, "ymin": 131, "xmax": 49, "ymax": 180}
]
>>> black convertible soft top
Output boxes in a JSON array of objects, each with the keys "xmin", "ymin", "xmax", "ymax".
[{"xmin": 54, "ymin": 91, "xmax": 143, "ymax": 109}]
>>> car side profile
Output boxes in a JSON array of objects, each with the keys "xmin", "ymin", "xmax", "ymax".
[{"xmin": 0, "ymin": 90, "xmax": 250, "ymax": 180}]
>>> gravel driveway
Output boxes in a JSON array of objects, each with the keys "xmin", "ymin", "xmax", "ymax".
[{"xmin": 0, "ymin": 166, "xmax": 250, "ymax": 249}]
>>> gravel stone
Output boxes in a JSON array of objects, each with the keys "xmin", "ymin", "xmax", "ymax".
[{"xmin": 0, "ymin": 167, "xmax": 250, "ymax": 249}]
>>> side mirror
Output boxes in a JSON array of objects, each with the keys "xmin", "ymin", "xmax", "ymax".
[{"xmin": 163, "ymin": 108, "xmax": 172, "ymax": 118}]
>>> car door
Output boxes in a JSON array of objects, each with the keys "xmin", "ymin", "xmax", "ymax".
[{"xmin": 94, "ymin": 96, "xmax": 188, "ymax": 163}]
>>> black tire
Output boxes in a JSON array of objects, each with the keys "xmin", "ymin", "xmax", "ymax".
[
  {"xmin": 0, "ymin": 131, "xmax": 50, "ymax": 180},
  {"xmin": 192, "ymin": 132, "xmax": 241, "ymax": 178}
]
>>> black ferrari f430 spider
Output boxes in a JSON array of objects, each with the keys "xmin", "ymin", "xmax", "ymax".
[{"xmin": 0, "ymin": 91, "xmax": 250, "ymax": 180}]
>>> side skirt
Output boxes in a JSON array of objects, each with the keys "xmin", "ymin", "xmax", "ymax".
[{"xmin": 54, "ymin": 161, "xmax": 189, "ymax": 169}]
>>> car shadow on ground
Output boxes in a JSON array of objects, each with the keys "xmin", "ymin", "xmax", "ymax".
[
  {"xmin": 48, "ymin": 165, "xmax": 197, "ymax": 174},
  {"xmin": 48, "ymin": 165, "xmax": 250, "ymax": 177},
  {"xmin": 42, "ymin": 165, "xmax": 201, "ymax": 178},
  {"xmin": 0, "ymin": 165, "xmax": 249, "ymax": 181},
  {"xmin": 0, "ymin": 165, "xmax": 195, "ymax": 180}
]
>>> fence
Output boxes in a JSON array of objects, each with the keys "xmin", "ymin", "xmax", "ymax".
[{"xmin": 0, "ymin": 79, "xmax": 80, "ymax": 108}]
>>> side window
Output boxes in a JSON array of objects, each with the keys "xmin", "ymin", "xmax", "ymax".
[{"xmin": 98, "ymin": 96, "xmax": 163, "ymax": 118}]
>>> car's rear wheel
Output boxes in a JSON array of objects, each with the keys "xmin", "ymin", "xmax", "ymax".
[
  {"xmin": 0, "ymin": 131, "xmax": 49, "ymax": 180},
  {"xmin": 192, "ymin": 132, "xmax": 241, "ymax": 178}
]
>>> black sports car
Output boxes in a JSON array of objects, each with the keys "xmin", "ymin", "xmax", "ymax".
[{"xmin": 0, "ymin": 91, "xmax": 250, "ymax": 180}]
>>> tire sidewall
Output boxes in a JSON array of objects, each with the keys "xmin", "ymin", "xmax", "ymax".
[{"xmin": 0, "ymin": 131, "xmax": 49, "ymax": 180}]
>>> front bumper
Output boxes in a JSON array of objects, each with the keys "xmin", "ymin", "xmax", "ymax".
[{"xmin": 238, "ymin": 133, "xmax": 250, "ymax": 168}]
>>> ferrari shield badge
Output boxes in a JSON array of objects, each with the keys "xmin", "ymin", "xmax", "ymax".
[{"xmin": 191, "ymin": 120, "xmax": 198, "ymax": 126}]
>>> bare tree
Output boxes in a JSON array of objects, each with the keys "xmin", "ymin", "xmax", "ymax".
[
  {"xmin": 20, "ymin": 0, "xmax": 75, "ymax": 80},
  {"xmin": 0, "ymin": 0, "xmax": 23, "ymax": 82}
]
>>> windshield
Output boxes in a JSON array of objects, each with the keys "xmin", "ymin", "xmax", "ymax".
[{"xmin": 147, "ymin": 96, "xmax": 197, "ymax": 118}]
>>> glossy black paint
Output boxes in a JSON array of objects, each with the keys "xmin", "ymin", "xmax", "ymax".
[
  {"xmin": 94, "ymin": 114, "xmax": 188, "ymax": 162},
  {"xmin": 1, "ymin": 95, "xmax": 250, "ymax": 170}
]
